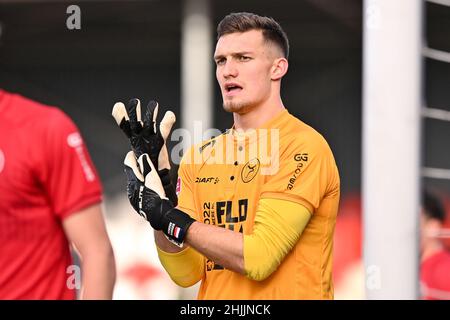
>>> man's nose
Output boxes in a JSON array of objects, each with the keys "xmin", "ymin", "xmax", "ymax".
[{"xmin": 223, "ymin": 60, "xmax": 238, "ymax": 78}]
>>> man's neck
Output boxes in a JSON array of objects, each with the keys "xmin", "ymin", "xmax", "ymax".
[{"xmin": 233, "ymin": 98, "xmax": 285, "ymax": 131}]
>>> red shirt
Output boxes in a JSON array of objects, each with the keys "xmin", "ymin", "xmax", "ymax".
[
  {"xmin": 421, "ymin": 250, "xmax": 450, "ymax": 300},
  {"xmin": 0, "ymin": 90, "xmax": 102, "ymax": 299}
]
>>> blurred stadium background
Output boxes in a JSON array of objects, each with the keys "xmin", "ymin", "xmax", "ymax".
[{"xmin": 0, "ymin": 0, "xmax": 449, "ymax": 299}]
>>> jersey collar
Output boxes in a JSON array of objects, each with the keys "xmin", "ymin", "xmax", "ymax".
[{"xmin": 228, "ymin": 108, "xmax": 289, "ymax": 143}]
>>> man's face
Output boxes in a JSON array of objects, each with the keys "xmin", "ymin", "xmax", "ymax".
[
  {"xmin": 214, "ymin": 29, "xmax": 277, "ymax": 114},
  {"xmin": 420, "ymin": 209, "xmax": 442, "ymax": 254}
]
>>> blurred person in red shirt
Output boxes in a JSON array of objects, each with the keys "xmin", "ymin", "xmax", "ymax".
[
  {"xmin": 0, "ymin": 89, "xmax": 116, "ymax": 299},
  {"xmin": 420, "ymin": 189, "xmax": 450, "ymax": 300}
]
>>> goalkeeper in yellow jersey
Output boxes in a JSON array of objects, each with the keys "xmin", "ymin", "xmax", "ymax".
[{"xmin": 112, "ymin": 12, "xmax": 340, "ymax": 299}]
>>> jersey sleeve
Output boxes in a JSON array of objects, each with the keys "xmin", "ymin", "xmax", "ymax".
[
  {"xmin": 39, "ymin": 108, "xmax": 102, "ymax": 219},
  {"xmin": 244, "ymin": 198, "xmax": 311, "ymax": 281},
  {"xmin": 156, "ymin": 245, "xmax": 204, "ymax": 287},
  {"xmin": 260, "ymin": 132, "xmax": 340, "ymax": 214},
  {"xmin": 176, "ymin": 145, "xmax": 198, "ymax": 220}
]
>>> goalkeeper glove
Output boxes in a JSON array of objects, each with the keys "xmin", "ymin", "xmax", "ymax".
[
  {"xmin": 124, "ymin": 151, "xmax": 195, "ymax": 246},
  {"xmin": 112, "ymin": 98, "xmax": 178, "ymax": 206}
]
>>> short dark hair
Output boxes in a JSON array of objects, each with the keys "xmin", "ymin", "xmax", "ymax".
[
  {"xmin": 217, "ymin": 12, "xmax": 290, "ymax": 59},
  {"xmin": 423, "ymin": 189, "xmax": 446, "ymax": 222}
]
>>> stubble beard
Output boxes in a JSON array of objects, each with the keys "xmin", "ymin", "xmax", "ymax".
[{"xmin": 223, "ymin": 99, "xmax": 251, "ymax": 114}]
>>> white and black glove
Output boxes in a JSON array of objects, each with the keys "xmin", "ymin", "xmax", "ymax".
[
  {"xmin": 124, "ymin": 151, "xmax": 195, "ymax": 247},
  {"xmin": 113, "ymin": 98, "xmax": 178, "ymax": 206}
]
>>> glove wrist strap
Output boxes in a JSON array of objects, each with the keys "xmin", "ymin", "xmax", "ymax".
[{"xmin": 161, "ymin": 208, "xmax": 195, "ymax": 247}]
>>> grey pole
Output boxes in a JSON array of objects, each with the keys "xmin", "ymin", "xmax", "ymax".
[
  {"xmin": 181, "ymin": 0, "xmax": 213, "ymax": 155},
  {"xmin": 362, "ymin": 0, "xmax": 423, "ymax": 299}
]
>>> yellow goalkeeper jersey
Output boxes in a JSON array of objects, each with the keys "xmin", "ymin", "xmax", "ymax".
[{"xmin": 176, "ymin": 109, "xmax": 340, "ymax": 299}]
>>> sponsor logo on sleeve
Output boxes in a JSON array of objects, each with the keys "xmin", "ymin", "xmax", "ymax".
[
  {"xmin": 176, "ymin": 177, "xmax": 182, "ymax": 195},
  {"xmin": 294, "ymin": 153, "xmax": 308, "ymax": 161},
  {"xmin": 67, "ymin": 132, "xmax": 95, "ymax": 182},
  {"xmin": 0, "ymin": 149, "xmax": 4, "ymax": 174},
  {"xmin": 287, "ymin": 153, "xmax": 309, "ymax": 190},
  {"xmin": 67, "ymin": 132, "xmax": 83, "ymax": 148}
]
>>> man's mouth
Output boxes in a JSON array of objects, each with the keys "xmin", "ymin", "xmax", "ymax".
[{"xmin": 224, "ymin": 83, "xmax": 243, "ymax": 94}]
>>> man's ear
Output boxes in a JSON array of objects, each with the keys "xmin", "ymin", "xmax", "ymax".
[{"xmin": 271, "ymin": 58, "xmax": 288, "ymax": 81}]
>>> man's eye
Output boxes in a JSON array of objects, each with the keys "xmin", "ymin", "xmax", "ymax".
[
  {"xmin": 216, "ymin": 59, "xmax": 226, "ymax": 65},
  {"xmin": 240, "ymin": 56, "xmax": 251, "ymax": 61}
]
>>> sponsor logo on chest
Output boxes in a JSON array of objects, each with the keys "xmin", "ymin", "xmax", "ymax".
[{"xmin": 195, "ymin": 177, "xmax": 220, "ymax": 184}]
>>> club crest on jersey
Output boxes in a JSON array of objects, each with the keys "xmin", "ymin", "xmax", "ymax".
[{"xmin": 241, "ymin": 158, "xmax": 260, "ymax": 183}]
